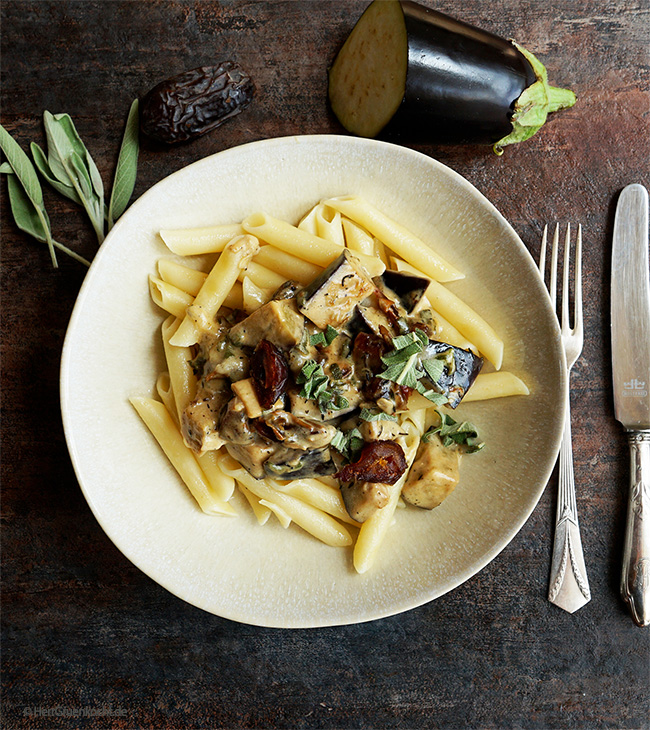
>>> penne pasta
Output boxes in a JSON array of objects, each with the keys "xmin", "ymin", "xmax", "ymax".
[
  {"xmin": 197, "ymin": 449, "xmax": 236, "ymax": 502},
  {"xmin": 463, "ymin": 371, "xmax": 530, "ymax": 402},
  {"xmin": 342, "ymin": 217, "xmax": 375, "ymax": 255},
  {"xmin": 325, "ymin": 195, "xmax": 464, "ymax": 282},
  {"xmin": 241, "ymin": 276, "xmax": 274, "ymax": 314},
  {"xmin": 297, "ymin": 204, "xmax": 319, "ymax": 235},
  {"xmin": 156, "ymin": 372, "xmax": 176, "ymax": 424},
  {"xmin": 315, "ymin": 204, "xmax": 345, "ymax": 245},
  {"xmin": 279, "ymin": 479, "xmax": 359, "ymax": 526},
  {"xmin": 238, "ymin": 260, "xmax": 287, "ymax": 292},
  {"xmin": 259, "ymin": 499, "xmax": 292, "ymax": 528},
  {"xmin": 254, "ymin": 245, "xmax": 323, "ymax": 285},
  {"xmin": 238, "ymin": 483, "xmax": 272, "ymax": 525},
  {"xmin": 160, "ymin": 223, "xmax": 243, "ymax": 256},
  {"xmin": 170, "ymin": 234, "xmax": 259, "ymax": 346},
  {"xmin": 242, "ymin": 212, "xmax": 385, "ymax": 277},
  {"xmin": 157, "ymin": 258, "xmax": 207, "ymax": 296},
  {"xmin": 130, "ymin": 396, "xmax": 236, "ymax": 517},
  {"xmin": 162, "ymin": 316, "xmax": 197, "ymax": 424},
  {"xmin": 149, "ymin": 276, "xmax": 193, "ymax": 319}
]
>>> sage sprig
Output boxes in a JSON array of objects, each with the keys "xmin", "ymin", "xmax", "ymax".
[
  {"xmin": 108, "ymin": 99, "xmax": 139, "ymax": 229},
  {"xmin": 0, "ymin": 125, "xmax": 90, "ymax": 267}
]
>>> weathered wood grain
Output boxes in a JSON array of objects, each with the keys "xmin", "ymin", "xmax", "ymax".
[{"xmin": 2, "ymin": 1, "xmax": 649, "ymax": 728}]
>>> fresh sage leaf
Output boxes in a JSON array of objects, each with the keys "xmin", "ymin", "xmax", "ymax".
[
  {"xmin": 70, "ymin": 150, "xmax": 94, "ymax": 199},
  {"xmin": 0, "ymin": 124, "xmax": 44, "ymax": 207},
  {"xmin": 0, "ymin": 161, "xmax": 13, "ymax": 173},
  {"xmin": 108, "ymin": 98, "xmax": 139, "ymax": 228},
  {"xmin": 6, "ymin": 171, "xmax": 51, "ymax": 243},
  {"xmin": 31, "ymin": 141, "xmax": 83, "ymax": 204}
]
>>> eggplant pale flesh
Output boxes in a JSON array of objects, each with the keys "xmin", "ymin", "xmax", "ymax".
[{"xmin": 328, "ymin": 0, "xmax": 576, "ymax": 152}]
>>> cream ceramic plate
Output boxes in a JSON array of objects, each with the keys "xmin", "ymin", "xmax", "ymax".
[{"xmin": 61, "ymin": 135, "xmax": 565, "ymax": 628}]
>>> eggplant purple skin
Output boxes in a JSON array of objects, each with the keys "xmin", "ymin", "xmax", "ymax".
[
  {"xmin": 382, "ymin": 1, "xmax": 537, "ymax": 145},
  {"xmin": 423, "ymin": 340, "xmax": 483, "ymax": 408}
]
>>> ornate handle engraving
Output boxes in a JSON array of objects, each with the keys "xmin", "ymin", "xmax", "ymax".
[{"xmin": 621, "ymin": 431, "xmax": 650, "ymax": 626}]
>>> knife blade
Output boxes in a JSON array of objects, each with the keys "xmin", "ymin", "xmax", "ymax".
[{"xmin": 611, "ymin": 182, "xmax": 650, "ymax": 627}]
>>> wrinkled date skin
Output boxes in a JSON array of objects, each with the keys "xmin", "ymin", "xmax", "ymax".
[
  {"xmin": 140, "ymin": 62, "xmax": 254, "ymax": 144},
  {"xmin": 335, "ymin": 440, "xmax": 407, "ymax": 485},
  {"xmin": 250, "ymin": 340, "xmax": 289, "ymax": 409}
]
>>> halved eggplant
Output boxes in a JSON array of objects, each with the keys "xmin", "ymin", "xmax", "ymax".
[
  {"xmin": 328, "ymin": 0, "xmax": 576, "ymax": 152},
  {"xmin": 421, "ymin": 341, "xmax": 483, "ymax": 408}
]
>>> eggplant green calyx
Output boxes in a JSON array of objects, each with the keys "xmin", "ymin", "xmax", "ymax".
[{"xmin": 493, "ymin": 42, "xmax": 576, "ymax": 155}]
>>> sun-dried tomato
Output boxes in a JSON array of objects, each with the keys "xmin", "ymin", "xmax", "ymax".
[
  {"xmin": 250, "ymin": 340, "xmax": 289, "ymax": 409},
  {"xmin": 353, "ymin": 332, "xmax": 386, "ymax": 377},
  {"xmin": 335, "ymin": 440, "xmax": 407, "ymax": 485}
]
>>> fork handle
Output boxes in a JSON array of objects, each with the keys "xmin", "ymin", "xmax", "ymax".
[{"xmin": 621, "ymin": 431, "xmax": 650, "ymax": 627}]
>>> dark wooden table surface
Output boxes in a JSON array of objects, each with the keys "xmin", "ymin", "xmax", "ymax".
[{"xmin": 2, "ymin": 2, "xmax": 649, "ymax": 728}]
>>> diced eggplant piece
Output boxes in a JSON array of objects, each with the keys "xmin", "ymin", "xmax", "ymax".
[
  {"xmin": 264, "ymin": 446, "xmax": 337, "ymax": 480},
  {"xmin": 181, "ymin": 380, "xmax": 231, "ymax": 453},
  {"xmin": 228, "ymin": 299, "xmax": 304, "ymax": 349},
  {"xmin": 256, "ymin": 411, "xmax": 337, "ymax": 450},
  {"xmin": 374, "ymin": 270, "xmax": 430, "ymax": 314},
  {"xmin": 226, "ymin": 442, "xmax": 280, "ymax": 480},
  {"xmin": 355, "ymin": 303, "xmax": 396, "ymax": 341},
  {"xmin": 296, "ymin": 250, "xmax": 375, "ymax": 329},
  {"xmin": 340, "ymin": 481, "xmax": 390, "ymax": 523},
  {"xmin": 271, "ymin": 280, "xmax": 301, "ymax": 301},
  {"xmin": 421, "ymin": 340, "xmax": 483, "ymax": 408},
  {"xmin": 328, "ymin": 0, "xmax": 576, "ymax": 151},
  {"xmin": 219, "ymin": 396, "xmax": 257, "ymax": 445},
  {"xmin": 357, "ymin": 417, "xmax": 406, "ymax": 442},
  {"xmin": 401, "ymin": 434, "xmax": 460, "ymax": 509}
]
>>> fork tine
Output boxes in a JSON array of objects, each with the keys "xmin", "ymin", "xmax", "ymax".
[
  {"xmin": 539, "ymin": 224, "xmax": 548, "ymax": 277},
  {"xmin": 550, "ymin": 223, "xmax": 560, "ymax": 311},
  {"xmin": 574, "ymin": 224, "xmax": 583, "ymax": 338},
  {"xmin": 562, "ymin": 223, "xmax": 572, "ymax": 331}
]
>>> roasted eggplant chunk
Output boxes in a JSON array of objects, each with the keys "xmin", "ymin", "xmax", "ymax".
[
  {"xmin": 296, "ymin": 250, "xmax": 375, "ymax": 329},
  {"xmin": 374, "ymin": 270, "xmax": 430, "ymax": 314},
  {"xmin": 401, "ymin": 434, "xmax": 460, "ymax": 509},
  {"xmin": 421, "ymin": 340, "xmax": 483, "ymax": 408},
  {"xmin": 264, "ymin": 446, "xmax": 337, "ymax": 480},
  {"xmin": 141, "ymin": 63, "xmax": 254, "ymax": 144},
  {"xmin": 328, "ymin": 0, "xmax": 576, "ymax": 151}
]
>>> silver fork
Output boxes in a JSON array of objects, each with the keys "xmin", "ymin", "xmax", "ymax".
[{"xmin": 539, "ymin": 224, "xmax": 591, "ymax": 613}]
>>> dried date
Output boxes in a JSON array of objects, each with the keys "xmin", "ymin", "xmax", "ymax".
[
  {"xmin": 250, "ymin": 340, "xmax": 289, "ymax": 409},
  {"xmin": 140, "ymin": 63, "xmax": 254, "ymax": 144},
  {"xmin": 335, "ymin": 440, "xmax": 407, "ymax": 485}
]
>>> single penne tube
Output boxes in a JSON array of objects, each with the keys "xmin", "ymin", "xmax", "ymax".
[
  {"xmin": 391, "ymin": 257, "xmax": 504, "ymax": 369},
  {"xmin": 354, "ymin": 426, "xmax": 420, "ymax": 573},
  {"xmin": 238, "ymin": 483, "xmax": 272, "ymax": 525},
  {"xmin": 298, "ymin": 204, "xmax": 319, "ymax": 235},
  {"xmin": 325, "ymin": 195, "xmax": 464, "ymax": 282},
  {"xmin": 197, "ymin": 449, "xmax": 236, "ymax": 502},
  {"xmin": 162, "ymin": 316, "xmax": 197, "ymax": 423},
  {"xmin": 130, "ymin": 396, "xmax": 236, "ymax": 517},
  {"xmin": 241, "ymin": 276, "xmax": 273, "ymax": 314},
  {"xmin": 170, "ymin": 234, "xmax": 260, "ymax": 346},
  {"xmin": 315, "ymin": 204, "xmax": 345, "ymax": 246},
  {"xmin": 463, "ymin": 371, "xmax": 529, "ymax": 402},
  {"xmin": 157, "ymin": 258, "xmax": 207, "ymax": 296},
  {"xmin": 373, "ymin": 237, "xmax": 390, "ymax": 268},
  {"xmin": 159, "ymin": 223, "xmax": 243, "ymax": 256},
  {"xmin": 342, "ymin": 217, "xmax": 375, "ymax": 256},
  {"xmin": 237, "ymin": 260, "xmax": 287, "ymax": 292},
  {"xmin": 222, "ymin": 280, "xmax": 244, "ymax": 310},
  {"xmin": 241, "ymin": 212, "xmax": 385, "ymax": 276},
  {"xmin": 156, "ymin": 372, "xmax": 177, "ymax": 424},
  {"xmin": 254, "ymin": 245, "xmax": 322, "ymax": 286},
  {"xmin": 149, "ymin": 276, "xmax": 193, "ymax": 319},
  {"xmin": 259, "ymin": 499, "xmax": 292, "ymax": 528},
  {"xmin": 226, "ymin": 466, "xmax": 353, "ymax": 548},
  {"xmin": 280, "ymin": 479, "xmax": 359, "ymax": 526}
]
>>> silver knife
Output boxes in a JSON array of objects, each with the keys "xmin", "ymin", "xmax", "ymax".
[{"xmin": 611, "ymin": 183, "xmax": 650, "ymax": 627}]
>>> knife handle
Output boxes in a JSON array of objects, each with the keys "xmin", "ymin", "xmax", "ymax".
[{"xmin": 621, "ymin": 430, "xmax": 650, "ymax": 627}]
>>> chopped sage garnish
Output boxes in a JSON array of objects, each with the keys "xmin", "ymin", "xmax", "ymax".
[
  {"xmin": 330, "ymin": 427, "xmax": 364, "ymax": 462},
  {"xmin": 423, "ymin": 411, "xmax": 484, "ymax": 453}
]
